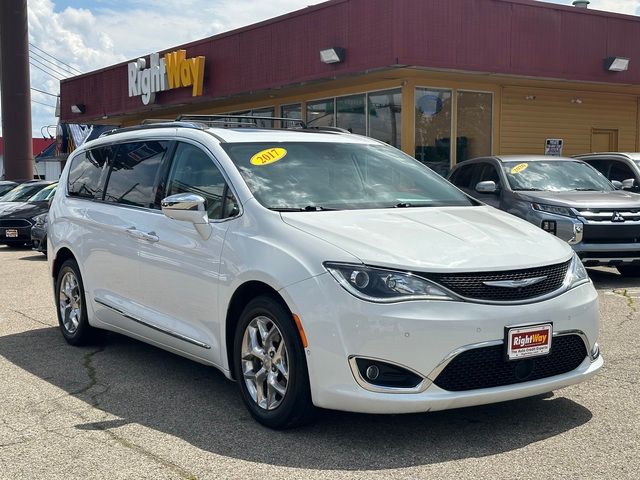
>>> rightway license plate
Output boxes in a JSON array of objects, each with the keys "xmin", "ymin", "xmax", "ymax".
[{"xmin": 506, "ymin": 323, "xmax": 552, "ymax": 360}]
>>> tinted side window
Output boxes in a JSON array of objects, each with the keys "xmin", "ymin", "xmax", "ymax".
[
  {"xmin": 166, "ymin": 143, "xmax": 238, "ymax": 219},
  {"xmin": 104, "ymin": 141, "xmax": 168, "ymax": 208},
  {"xmin": 584, "ymin": 159, "xmax": 610, "ymax": 178},
  {"xmin": 609, "ymin": 161, "xmax": 635, "ymax": 182},
  {"xmin": 67, "ymin": 148, "xmax": 110, "ymax": 199},
  {"xmin": 450, "ymin": 164, "xmax": 483, "ymax": 189},
  {"xmin": 479, "ymin": 164, "xmax": 500, "ymax": 185}
]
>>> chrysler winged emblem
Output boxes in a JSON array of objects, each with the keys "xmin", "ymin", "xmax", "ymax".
[
  {"xmin": 612, "ymin": 211, "xmax": 625, "ymax": 222},
  {"xmin": 483, "ymin": 276, "xmax": 547, "ymax": 288}
]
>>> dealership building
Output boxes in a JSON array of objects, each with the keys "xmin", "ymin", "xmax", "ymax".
[{"xmin": 59, "ymin": 0, "xmax": 640, "ymax": 175}]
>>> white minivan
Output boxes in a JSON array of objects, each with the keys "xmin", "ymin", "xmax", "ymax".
[{"xmin": 49, "ymin": 117, "xmax": 602, "ymax": 429}]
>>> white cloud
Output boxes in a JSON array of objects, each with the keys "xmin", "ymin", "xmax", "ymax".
[{"xmin": 1, "ymin": 0, "xmax": 639, "ymax": 137}]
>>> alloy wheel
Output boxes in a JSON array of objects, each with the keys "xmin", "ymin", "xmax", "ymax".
[
  {"xmin": 59, "ymin": 270, "xmax": 82, "ymax": 334},
  {"xmin": 241, "ymin": 315, "xmax": 289, "ymax": 410}
]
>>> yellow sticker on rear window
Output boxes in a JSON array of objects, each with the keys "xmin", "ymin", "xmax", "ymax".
[
  {"xmin": 511, "ymin": 162, "xmax": 528, "ymax": 174},
  {"xmin": 250, "ymin": 148, "xmax": 287, "ymax": 166}
]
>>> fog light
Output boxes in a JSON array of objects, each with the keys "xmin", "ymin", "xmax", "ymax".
[
  {"xmin": 365, "ymin": 365, "xmax": 380, "ymax": 380},
  {"xmin": 541, "ymin": 220, "xmax": 557, "ymax": 235}
]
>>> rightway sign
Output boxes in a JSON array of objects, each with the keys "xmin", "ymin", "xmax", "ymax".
[
  {"xmin": 128, "ymin": 49, "xmax": 205, "ymax": 105},
  {"xmin": 545, "ymin": 138, "xmax": 564, "ymax": 156}
]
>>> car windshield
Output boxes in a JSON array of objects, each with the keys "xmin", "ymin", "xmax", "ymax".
[
  {"xmin": 28, "ymin": 183, "xmax": 57, "ymax": 202},
  {"xmin": 222, "ymin": 142, "xmax": 474, "ymax": 210},
  {"xmin": 0, "ymin": 184, "xmax": 17, "ymax": 196},
  {"xmin": 0, "ymin": 183, "xmax": 49, "ymax": 202},
  {"xmin": 502, "ymin": 161, "xmax": 614, "ymax": 192}
]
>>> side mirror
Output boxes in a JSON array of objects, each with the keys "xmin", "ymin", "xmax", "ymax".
[
  {"xmin": 622, "ymin": 178, "xmax": 636, "ymax": 190},
  {"xmin": 611, "ymin": 180, "xmax": 623, "ymax": 190},
  {"xmin": 161, "ymin": 193, "xmax": 212, "ymax": 239},
  {"xmin": 475, "ymin": 180, "xmax": 499, "ymax": 194}
]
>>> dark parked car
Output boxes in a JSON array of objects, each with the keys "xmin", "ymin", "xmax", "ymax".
[
  {"xmin": 31, "ymin": 213, "xmax": 48, "ymax": 254},
  {"xmin": 448, "ymin": 155, "xmax": 640, "ymax": 276},
  {"xmin": 0, "ymin": 180, "xmax": 54, "ymax": 203},
  {"xmin": 0, "ymin": 183, "xmax": 56, "ymax": 247},
  {"xmin": 575, "ymin": 153, "xmax": 640, "ymax": 194},
  {"xmin": 0, "ymin": 181, "xmax": 19, "ymax": 197}
]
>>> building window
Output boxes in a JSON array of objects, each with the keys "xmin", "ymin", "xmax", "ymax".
[
  {"xmin": 307, "ymin": 99, "xmax": 335, "ymax": 128},
  {"xmin": 336, "ymin": 94, "xmax": 366, "ymax": 135},
  {"xmin": 456, "ymin": 91, "xmax": 492, "ymax": 162},
  {"xmin": 281, "ymin": 103, "xmax": 303, "ymax": 128},
  {"xmin": 249, "ymin": 107, "xmax": 274, "ymax": 128},
  {"xmin": 415, "ymin": 88, "xmax": 452, "ymax": 176},
  {"xmin": 368, "ymin": 89, "xmax": 401, "ymax": 148}
]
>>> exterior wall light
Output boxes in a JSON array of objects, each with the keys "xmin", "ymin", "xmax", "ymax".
[
  {"xmin": 320, "ymin": 47, "xmax": 345, "ymax": 64},
  {"xmin": 70, "ymin": 104, "xmax": 86, "ymax": 114},
  {"xmin": 604, "ymin": 57, "xmax": 630, "ymax": 72}
]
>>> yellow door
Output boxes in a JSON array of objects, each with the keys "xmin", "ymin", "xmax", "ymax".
[{"xmin": 591, "ymin": 129, "xmax": 618, "ymax": 153}]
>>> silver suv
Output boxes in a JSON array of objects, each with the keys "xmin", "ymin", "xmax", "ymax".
[{"xmin": 448, "ymin": 155, "xmax": 640, "ymax": 276}]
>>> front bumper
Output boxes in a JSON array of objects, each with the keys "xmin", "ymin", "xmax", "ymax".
[
  {"xmin": 31, "ymin": 225, "xmax": 47, "ymax": 252},
  {"xmin": 281, "ymin": 272, "xmax": 601, "ymax": 414}
]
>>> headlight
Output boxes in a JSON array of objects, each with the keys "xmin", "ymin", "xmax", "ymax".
[
  {"xmin": 565, "ymin": 253, "xmax": 589, "ymax": 289},
  {"xmin": 324, "ymin": 263, "xmax": 456, "ymax": 302},
  {"xmin": 532, "ymin": 203, "xmax": 574, "ymax": 217},
  {"xmin": 32, "ymin": 213, "xmax": 47, "ymax": 226}
]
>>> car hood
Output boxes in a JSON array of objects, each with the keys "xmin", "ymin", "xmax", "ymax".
[
  {"xmin": 280, "ymin": 206, "xmax": 571, "ymax": 272},
  {"xmin": 0, "ymin": 201, "xmax": 48, "ymax": 219},
  {"xmin": 517, "ymin": 190, "xmax": 640, "ymax": 209}
]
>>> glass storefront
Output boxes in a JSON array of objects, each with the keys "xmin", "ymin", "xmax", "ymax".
[
  {"xmin": 305, "ymin": 89, "xmax": 402, "ymax": 147},
  {"xmin": 336, "ymin": 94, "xmax": 366, "ymax": 135},
  {"xmin": 368, "ymin": 89, "xmax": 401, "ymax": 148},
  {"xmin": 415, "ymin": 88, "xmax": 493, "ymax": 175},
  {"xmin": 307, "ymin": 99, "xmax": 335, "ymax": 128},
  {"xmin": 456, "ymin": 91, "xmax": 492, "ymax": 161},
  {"xmin": 415, "ymin": 88, "xmax": 452, "ymax": 176}
]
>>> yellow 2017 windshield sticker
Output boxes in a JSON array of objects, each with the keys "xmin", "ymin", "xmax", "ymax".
[
  {"xmin": 511, "ymin": 162, "xmax": 528, "ymax": 174},
  {"xmin": 250, "ymin": 148, "xmax": 287, "ymax": 166}
]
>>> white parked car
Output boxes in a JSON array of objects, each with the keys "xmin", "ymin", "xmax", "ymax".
[{"xmin": 48, "ymin": 117, "xmax": 602, "ymax": 429}]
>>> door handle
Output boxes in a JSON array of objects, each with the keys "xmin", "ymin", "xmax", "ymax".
[{"xmin": 126, "ymin": 227, "xmax": 159, "ymax": 243}]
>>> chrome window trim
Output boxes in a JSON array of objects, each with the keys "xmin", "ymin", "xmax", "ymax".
[
  {"xmin": 347, "ymin": 355, "xmax": 431, "ymax": 394},
  {"xmin": 94, "ymin": 297, "xmax": 211, "ymax": 349}
]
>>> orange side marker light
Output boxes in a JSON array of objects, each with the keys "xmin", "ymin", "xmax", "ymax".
[{"xmin": 292, "ymin": 314, "xmax": 308, "ymax": 348}]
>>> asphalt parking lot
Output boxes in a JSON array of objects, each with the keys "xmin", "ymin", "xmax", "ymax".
[{"xmin": 0, "ymin": 246, "xmax": 638, "ymax": 479}]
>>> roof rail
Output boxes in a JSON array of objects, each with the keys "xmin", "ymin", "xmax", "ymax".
[
  {"xmin": 176, "ymin": 114, "xmax": 307, "ymax": 129},
  {"xmin": 98, "ymin": 115, "xmax": 353, "ymax": 138},
  {"xmin": 100, "ymin": 121, "xmax": 204, "ymax": 137}
]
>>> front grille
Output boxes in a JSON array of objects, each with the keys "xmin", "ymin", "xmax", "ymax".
[
  {"xmin": 425, "ymin": 260, "xmax": 570, "ymax": 302},
  {"xmin": 583, "ymin": 224, "xmax": 640, "ymax": 244},
  {"xmin": 0, "ymin": 219, "xmax": 31, "ymax": 228},
  {"xmin": 578, "ymin": 209, "xmax": 640, "ymax": 222},
  {"xmin": 434, "ymin": 334, "xmax": 587, "ymax": 392}
]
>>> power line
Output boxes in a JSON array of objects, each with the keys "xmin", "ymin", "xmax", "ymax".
[
  {"xmin": 29, "ymin": 48, "xmax": 76, "ymax": 77},
  {"xmin": 32, "ymin": 99, "xmax": 57, "ymax": 109},
  {"xmin": 29, "ymin": 42, "xmax": 83, "ymax": 75},
  {"xmin": 29, "ymin": 55, "xmax": 70, "ymax": 79},
  {"xmin": 29, "ymin": 62, "xmax": 63, "ymax": 81},
  {"xmin": 31, "ymin": 86, "xmax": 59, "ymax": 98}
]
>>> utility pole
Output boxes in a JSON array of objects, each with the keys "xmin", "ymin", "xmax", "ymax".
[{"xmin": 0, "ymin": 0, "xmax": 34, "ymax": 180}]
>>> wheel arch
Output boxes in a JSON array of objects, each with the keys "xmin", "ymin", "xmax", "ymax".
[
  {"xmin": 52, "ymin": 247, "xmax": 77, "ymax": 281},
  {"xmin": 225, "ymin": 280, "xmax": 291, "ymax": 380}
]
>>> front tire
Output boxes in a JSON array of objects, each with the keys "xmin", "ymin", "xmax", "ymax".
[
  {"xmin": 616, "ymin": 265, "xmax": 640, "ymax": 277},
  {"xmin": 55, "ymin": 259, "xmax": 100, "ymax": 346},
  {"xmin": 233, "ymin": 295, "xmax": 315, "ymax": 429}
]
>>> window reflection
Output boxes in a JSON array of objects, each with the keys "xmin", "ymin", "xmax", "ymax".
[
  {"xmin": 415, "ymin": 88, "xmax": 452, "ymax": 176},
  {"xmin": 368, "ymin": 89, "xmax": 401, "ymax": 147}
]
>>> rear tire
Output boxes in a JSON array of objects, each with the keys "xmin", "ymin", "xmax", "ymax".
[
  {"xmin": 55, "ymin": 259, "xmax": 100, "ymax": 346},
  {"xmin": 616, "ymin": 265, "xmax": 640, "ymax": 277},
  {"xmin": 233, "ymin": 295, "xmax": 315, "ymax": 429}
]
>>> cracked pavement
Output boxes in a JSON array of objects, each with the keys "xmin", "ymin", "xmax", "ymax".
[{"xmin": 0, "ymin": 246, "xmax": 638, "ymax": 479}]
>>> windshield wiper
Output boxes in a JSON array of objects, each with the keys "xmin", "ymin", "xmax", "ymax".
[
  {"xmin": 269, "ymin": 205, "xmax": 338, "ymax": 212},
  {"xmin": 515, "ymin": 188, "xmax": 545, "ymax": 191},
  {"xmin": 571, "ymin": 188, "xmax": 599, "ymax": 191}
]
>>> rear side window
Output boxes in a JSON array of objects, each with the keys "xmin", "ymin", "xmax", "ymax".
[
  {"xmin": 104, "ymin": 141, "xmax": 168, "ymax": 209},
  {"xmin": 67, "ymin": 148, "xmax": 111, "ymax": 199}
]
